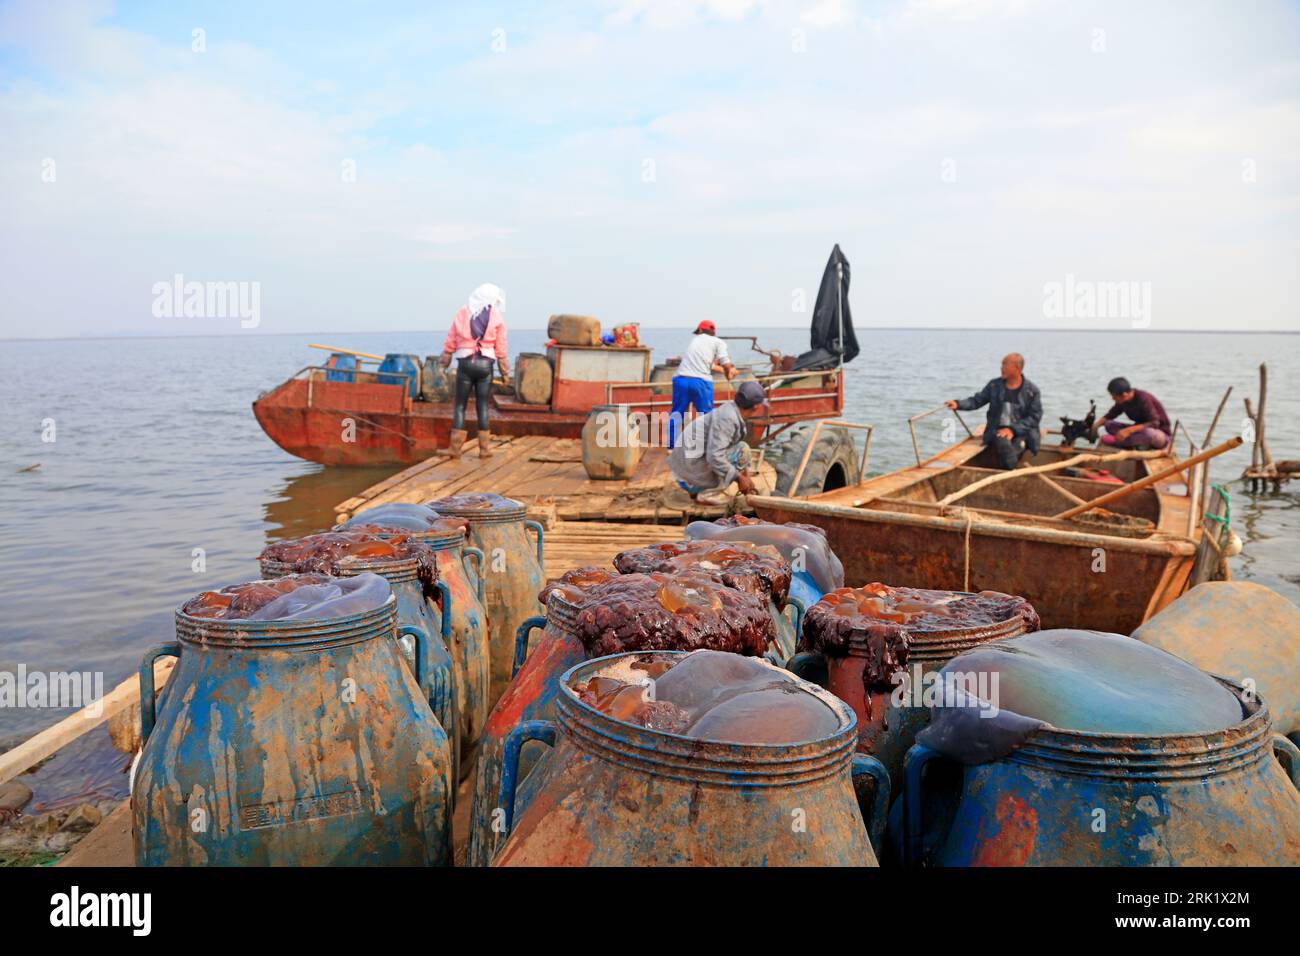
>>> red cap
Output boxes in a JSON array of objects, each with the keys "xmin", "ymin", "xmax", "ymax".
[{"xmin": 695, "ymin": 320, "xmax": 716, "ymax": 334}]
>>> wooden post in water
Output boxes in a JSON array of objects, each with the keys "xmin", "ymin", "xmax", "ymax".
[{"xmin": 1242, "ymin": 363, "xmax": 1284, "ymax": 492}]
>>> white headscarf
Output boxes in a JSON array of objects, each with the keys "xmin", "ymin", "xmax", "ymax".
[{"xmin": 467, "ymin": 283, "xmax": 505, "ymax": 317}]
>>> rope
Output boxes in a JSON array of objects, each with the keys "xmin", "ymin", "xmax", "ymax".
[{"xmin": 942, "ymin": 506, "xmax": 978, "ymax": 592}]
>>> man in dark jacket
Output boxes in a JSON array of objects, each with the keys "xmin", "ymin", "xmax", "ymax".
[
  {"xmin": 945, "ymin": 353, "xmax": 1043, "ymax": 470},
  {"xmin": 1092, "ymin": 377, "xmax": 1170, "ymax": 449}
]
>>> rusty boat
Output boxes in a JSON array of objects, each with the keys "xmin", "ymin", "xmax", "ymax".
[
  {"xmin": 751, "ymin": 408, "xmax": 1238, "ymax": 634},
  {"xmin": 252, "ymin": 340, "xmax": 849, "ymax": 468}
]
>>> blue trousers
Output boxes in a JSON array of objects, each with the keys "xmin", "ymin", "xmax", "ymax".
[{"xmin": 668, "ymin": 376, "xmax": 713, "ymax": 448}]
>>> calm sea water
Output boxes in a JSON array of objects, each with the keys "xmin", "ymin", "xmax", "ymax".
[{"xmin": 1, "ymin": 328, "xmax": 1296, "ymax": 806}]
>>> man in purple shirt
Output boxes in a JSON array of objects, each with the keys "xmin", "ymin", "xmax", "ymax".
[{"xmin": 1093, "ymin": 377, "xmax": 1170, "ymax": 449}]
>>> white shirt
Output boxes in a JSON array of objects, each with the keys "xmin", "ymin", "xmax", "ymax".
[{"xmin": 675, "ymin": 334, "xmax": 732, "ymax": 381}]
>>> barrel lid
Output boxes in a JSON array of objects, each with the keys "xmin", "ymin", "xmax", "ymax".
[{"xmin": 428, "ymin": 492, "xmax": 526, "ymax": 520}]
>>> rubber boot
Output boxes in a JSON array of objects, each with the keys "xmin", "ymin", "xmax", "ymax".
[
  {"xmin": 478, "ymin": 431, "xmax": 494, "ymax": 458},
  {"xmin": 447, "ymin": 428, "xmax": 468, "ymax": 459}
]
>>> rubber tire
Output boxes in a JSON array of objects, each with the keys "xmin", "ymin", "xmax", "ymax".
[{"xmin": 765, "ymin": 422, "xmax": 861, "ymax": 497}]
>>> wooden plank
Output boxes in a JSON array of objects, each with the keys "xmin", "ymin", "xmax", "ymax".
[
  {"xmin": 339, "ymin": 432, "xmax": 776, "ymax": 524},
  {"xmin": 541, "ymin": 522, "xmax": 685, "ymax": 578},
  {"xmin": 348, "ymin": 437, "xmax": 536, "ymax": 514},
  {"xmin": 0, "ymin": 659, "xmax": 175, "ymax": 787}
]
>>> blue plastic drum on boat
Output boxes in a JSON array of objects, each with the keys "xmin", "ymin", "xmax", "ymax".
[
  {"xmin": 378, "ymin": 353, "xmax": 422, "ymax": 399},
  {"xmin": 325, "ymin": 353, "xmax": 357, "ymax": 382}
]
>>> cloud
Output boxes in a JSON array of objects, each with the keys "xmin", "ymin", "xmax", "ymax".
[
  {"xmin": 1, "ymin": 0, "xmax": 1299, "ymax": 337},
  {"xmin": 606, "ymin": 0, "xmax": 760, "ymax": 29}
]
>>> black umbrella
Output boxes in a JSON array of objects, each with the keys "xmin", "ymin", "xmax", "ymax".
[{"xmin": 793, "ymin": 244, "xmax": 859, "ymax": 371}]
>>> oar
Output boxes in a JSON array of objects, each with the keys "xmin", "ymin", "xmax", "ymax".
[
  {"xmin": 1053, "ymin": 437, "xmax": 1243, "ymax": 521},
  {"xmin": 309, "ymin": 343, "xmax": 386, "ymax": 361}
]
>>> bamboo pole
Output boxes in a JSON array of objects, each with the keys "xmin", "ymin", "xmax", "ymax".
[
  {"xmin": 308, "ymin": 343, "xmax": 386, "ymax": 361},
  {"xmin": 936, "ymin": 448, "xmax": 1165, "ymax": 508},
  {"xmin": 1053, "ymin": 437, "xmax": 1243, "ymax": 520},
  {"xmin": 1245, "ymin": 398, "xmax": 1260, "ymax": 472},
  {"xmin": 1257, "ymin": 363, "xmax": 1273, "ymax": 470}
]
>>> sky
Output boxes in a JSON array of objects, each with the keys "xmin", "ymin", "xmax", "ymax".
[{"xmin": 1, "ymin": 0, "xmax": 1298, "ymax": 338}]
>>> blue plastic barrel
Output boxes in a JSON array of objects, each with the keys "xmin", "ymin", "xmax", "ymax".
[
  {"xmin": 325, "ymin": 353, "xmax": 357, "ymax": 383},
  {"xmin": 378, "ymin": 353, "xmax": 421, "ymax": 399}
]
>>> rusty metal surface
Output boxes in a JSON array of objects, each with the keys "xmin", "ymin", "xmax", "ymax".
[
  {"xmin": 493, "ymin": 652, "xmax": 881, "ymax": 867},
  {"xmin": 754, "ymin": 499, "xmax": 1176, "ymax": 633},
  {"xmin": 132, "ymin": 599, "xmax": 453, "ymax": 866},
  {"xmin": 253, "ymin": 367, "xmax": 842, "ymax": 467}
]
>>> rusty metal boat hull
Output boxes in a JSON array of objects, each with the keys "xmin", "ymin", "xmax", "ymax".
[{"xmin": 752, "ymin": 438, "xmax": 1225, "ymax": 633}]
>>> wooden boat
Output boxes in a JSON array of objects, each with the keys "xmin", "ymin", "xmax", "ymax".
[
  {"xmin": 253, "ymin": 343, "xmax": 845, "ymax": 466},
  {"xmin": 750, "ymin": 428, "xmax": 1234, "ymax": 634}
]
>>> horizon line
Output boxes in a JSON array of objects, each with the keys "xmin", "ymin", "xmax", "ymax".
[{"xmin": 2, "ymin": 326, "xmax": 1297, "ymax": 344}]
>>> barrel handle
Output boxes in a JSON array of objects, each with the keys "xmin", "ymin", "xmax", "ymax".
[
  {"xmin": 139, "ymin": 642, "xmax": 181, "ymax": 745},
  {"xmin": 497, "ymin": 719, "xmax": 557, "ymax": 842},
  {"xmin": 850, "ymin": 753, "xmax": 891, "ymax": 857},
  {"xmin": 1274, "ymin": 734, "xmax": 1300, "ymax": 790},
  {"xmin": 523, "ymin": 520, "xmax": 545, "ymax": 565},
  {"xmin": 513, "ymin": 615, "xmax": 547, "ymax": 678},
  {"xmin": 903, "ymin": 744, "xmax": 943, "ymax": 868},
  {"xmin": 785, "ymin": 651, "xmax": 827, "ymax": 687},
  {"xmin": 433, "ymin": 581, "xmax": 453, "ymax": 642},
  {"xmin": 786, "ymin": 595, "xmax": 806, "ymax": 639},
  {"xmin": 400, "ymin": 622, "xmax": 458, "ymax": 772},
  {"xmin": 397, "ymin": 624, "xmax": 432, "ymax": 692},
  {"xmin": 461, "ymin": 546, "xmax": 486, "ymax": 603}
]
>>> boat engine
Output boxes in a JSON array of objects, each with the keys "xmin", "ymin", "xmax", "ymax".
[{"xmin": 1058, "ymin": 401, "xmax": 1096, "ymax": 446}]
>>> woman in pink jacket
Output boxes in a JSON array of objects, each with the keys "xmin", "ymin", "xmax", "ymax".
[{"xmin": 439, "ymin": 283, "xmax": 510, "ymax": 458}]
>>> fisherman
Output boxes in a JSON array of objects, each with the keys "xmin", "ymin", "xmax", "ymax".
[
  {"xmin": 439, "ymin": 284, "xmax": 510, "ymax": 459},
  {"xmin": 669, "ymin": 380, "xmax": 767, "ymax": 507},
  {"xmin": 1091, "ymin": 377, "xmax": 1170, "ymax": 449},
  {"xmin": 668, "ymin": 320, "xmax": 737, "ymax": 448},
  {"xmin": 945, "ymin": 353, "xmax": 1043, "ymax": 470}
]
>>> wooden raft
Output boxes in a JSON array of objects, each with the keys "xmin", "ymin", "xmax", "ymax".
[
  {"xmin": 542, "ymin": 521, "xmax": 686, "ymax": 579},
  {"xmin": 336, "ymin": 434, "xmax": 776, "ymax": 525}
]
